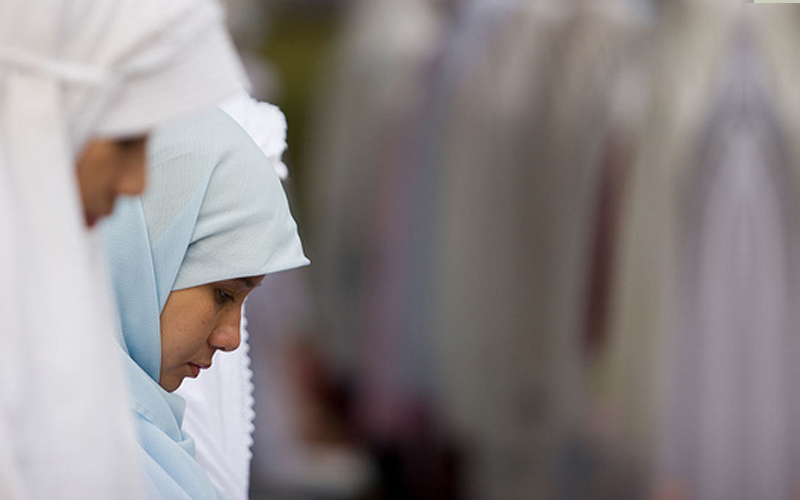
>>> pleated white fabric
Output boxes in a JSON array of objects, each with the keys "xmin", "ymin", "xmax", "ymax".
[
  {"xmin": 219, "ymin": 92, "xmax": 290, "ymax": 181},
  {"xmin": 0, "ymin": 1, "xmax": 247, "ymax": 498}
]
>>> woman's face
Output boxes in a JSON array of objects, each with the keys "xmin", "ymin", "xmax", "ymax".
[
  {"xmin": 158, "ymin": 275, "xmax": 265, "ymax": 392},
  {"xmin": 75, "ymin": 136, "xmax": 148, "ymax": 228}
]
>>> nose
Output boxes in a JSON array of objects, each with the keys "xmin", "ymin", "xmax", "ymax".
[
  {"xmin": 208, "ymin": 308, "xmax": 242, "ymax": 352},
  {"xmin": 116, "ymin": 140, "xmax": 147, "ymax": 197}
]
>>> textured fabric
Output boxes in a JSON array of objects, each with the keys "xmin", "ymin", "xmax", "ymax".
[
  {"xmin": 103, "ymin": 109, "xmax": 308, "ymax": 500},
  {"xmin": 178, "ymin": 93, "xmax": 295, "ymax": 500},
  {"xmin": 0, "ymin": 1, "xmax": 247, "ymax": 498}
]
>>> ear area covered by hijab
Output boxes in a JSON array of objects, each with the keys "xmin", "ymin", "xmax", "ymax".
[{"xmin": 103, "ymin": 108, "xmax": 308, "ymax": 500}]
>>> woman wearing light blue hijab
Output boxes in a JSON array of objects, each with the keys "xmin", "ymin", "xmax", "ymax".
[{"xmin": 102, "ymin": 108, "xmax": 309, "ymax": 499}]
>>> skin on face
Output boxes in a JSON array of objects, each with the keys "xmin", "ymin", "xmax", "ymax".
[
  {"xmin": 75, "ymin": 136, "xmax": 148, "ymax": 227},
  {"xmin": 158, "ymin": 275, "xmax": 265, "ymax": 392}
]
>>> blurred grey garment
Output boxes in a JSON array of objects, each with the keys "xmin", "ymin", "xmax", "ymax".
[
  {"xmin": 0, "ymin": 0, "xmax": 247, "ymax": 498},
  {"xmin": 307, "ymin": 2, "xmax": 454, "ymax": 496},
  {"xmin": 755, "ymin": 9, "xmax": 800, "ymax": 497},
  {"xmin": 655, "ymin": 11, "xmax": 800, "ymax": 500},
  {"xmin": 663, "ymin": 32, "xmax": 797, "ymax": 499},
  {"xmin": 537, "ymin": 0, "xmax": 652, "ymax": 498},
  {"xmin": 598, "ymin": 3, "xmax": 763, "ymax": 499},
  {"xmin": 246, "ymin": 269, "xmax": 366, "ymax": 495},
  {"xmin": 428, "ymin": 0, "xmax": 646, "ymax": 498},
  {"xmin": 348, "ymin": 2, "xmax": 448, "ymax": 442},
  {"xmin": 307, "ymin": 0, "xmax": 447, "ymax": 389},
  {"xmin": 246, "ymin": 270, "xmax": 311, "ymax": 486},
  {"xmin": 248, "ymin": 268, "xmax": 375, "ymax": 498},
  {"xmin": 220, "ymin": 0, "xmax": 278, "ymax": 97},
  {"xmin": 433, "ymin": 3, "xmax": 569, "ymax": 497}
]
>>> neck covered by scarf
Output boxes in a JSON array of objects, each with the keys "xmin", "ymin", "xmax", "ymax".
[{"xmin": 103, "ymin": 109, "xmax": 309, "ymax": 499}]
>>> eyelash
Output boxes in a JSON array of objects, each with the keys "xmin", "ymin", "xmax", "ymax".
[
  {"xmin": 216, "ymin": 289, "xmax": 235, "ymax": 304},
  {"xmin": 116, "ymin": 137, "xmax": 140, "ymax": 149}
]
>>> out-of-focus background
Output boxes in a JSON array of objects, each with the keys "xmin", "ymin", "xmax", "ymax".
[{"xmin": 224, "ymin": 1, "xmax": 800, "ymax": 499}]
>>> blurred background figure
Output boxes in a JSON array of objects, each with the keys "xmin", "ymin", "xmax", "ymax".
[
  {"xmin": 603, "ymin": 4, "xmax": 800, "ymax": 499},
  {"xmin": 216, "ymin": 1, "xmax": 800, "ymax": 499}
]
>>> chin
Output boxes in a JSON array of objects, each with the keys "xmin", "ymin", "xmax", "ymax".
[
  {"xmin": 85, "ymin": 212, "xmax": 98, "ymax": 228},
  {"xmin": 159, "ymin": 378, "xmax": 182, "ymax": 393}
]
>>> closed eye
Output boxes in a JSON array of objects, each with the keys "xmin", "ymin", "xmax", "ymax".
[
  {"xmin": 215, "ymin": 289, "xmax": 235, "ymax": 304},
  {"xmin": 116, "ymin": 136, "xmax": 144, "ymax": 150}
]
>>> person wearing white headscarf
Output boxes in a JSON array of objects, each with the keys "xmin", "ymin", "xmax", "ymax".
[
  {"xmin": 0, "ymin": 0, "xmax": 247, "ymax": 498},
  {"xmin": 175, "ymin": 92, "xmax": 291, "ymax": 500},
  {"xmin": 103, "ymin": 108, "xmax": 309, "ymax": 499}
]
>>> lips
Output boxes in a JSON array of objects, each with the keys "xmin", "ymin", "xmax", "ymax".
[
  {"xmin": 188, "ymin": 362, "xmax": 211, "ymax": 378},
  {"xmin": 85, "ymin": 204, "xmax": 113, "ymax": 228}
]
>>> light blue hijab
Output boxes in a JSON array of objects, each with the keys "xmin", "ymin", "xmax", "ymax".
[{"xmin": 102, "ymin": 109, "xmax": 309, "ymax": 499}]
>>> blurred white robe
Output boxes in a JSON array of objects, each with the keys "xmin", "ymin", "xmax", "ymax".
[{"xmin": 0, "ymin": 1, "xmax": 247, "ymax": 498}]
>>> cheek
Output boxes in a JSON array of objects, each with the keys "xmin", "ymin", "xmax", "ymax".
[
  {"xmin": 159, "ymin": 286, "xmax": 221, "ymax": 380},
  {"xmin": 118, "ymin": 151, "xmax": 147, "ymax": 196},
  {"xmin": 161, "ymin": 305, "xmax": 216, "ymax": 362},
  {"xmin": 76, "ymin": 155, "xmax": 117, "ymax": 203},
  {"xmin": 130, "ymin": 145, "xmax": 146, "ymax": 173}
]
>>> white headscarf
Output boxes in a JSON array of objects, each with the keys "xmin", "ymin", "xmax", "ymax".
[
  {"xmin": 177, "ymin": 92, "xmax": 294, "ymax": 500},
  {"xmin": 0, "ymin": 0, "xmax": 247, "ymax": 498}
]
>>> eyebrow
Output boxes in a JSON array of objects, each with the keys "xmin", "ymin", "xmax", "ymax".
[
  {"xmin": 218, "ymin": 277, "xmax": 262, "ymax": 292},
  {"xmin": 241, "ymin": 277, "xmax": 262, "ymax": 290}
]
